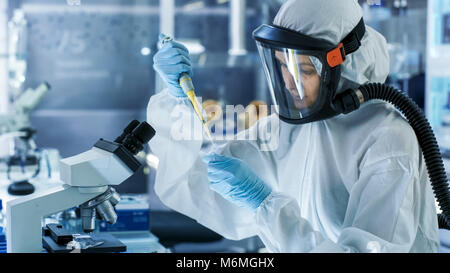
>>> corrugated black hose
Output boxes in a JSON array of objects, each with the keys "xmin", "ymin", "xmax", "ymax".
[{"xmin": 334, "ymin": 83, "xmax": 450, "ymax": 229}]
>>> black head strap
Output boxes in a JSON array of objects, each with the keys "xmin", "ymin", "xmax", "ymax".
[{"xmin": 342, "ymin": 18, "xmax": 366, "ymax": 56}]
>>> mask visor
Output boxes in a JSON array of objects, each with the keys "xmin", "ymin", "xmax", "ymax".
[{"xmin": 256, "ymin": 42, "xmax": 324, "ymax": 120}]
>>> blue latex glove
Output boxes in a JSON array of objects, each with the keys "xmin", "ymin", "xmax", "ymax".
[
  {"xmin": 153, "ymin": 34, "xmax": 193, "ymax": 97},
  {"xmin": 202, "ymin": 153, "xmax": 272, "ymax": 212}
]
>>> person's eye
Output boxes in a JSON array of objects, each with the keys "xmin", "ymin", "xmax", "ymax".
[{"xmin": 301, "ymin": 69, "xmax": 316, "ymax": 76}]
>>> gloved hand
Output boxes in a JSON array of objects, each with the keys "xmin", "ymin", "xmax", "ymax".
[
  {"xmin": 202, "ymin": 153, "xmax": 272, "ymax": 212},
  {"xmin": 153, "ymin": 34, "xmax": 193, "ymax": 97}
]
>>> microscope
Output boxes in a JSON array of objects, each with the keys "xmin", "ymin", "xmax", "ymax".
[
  {"xmin": 6, "ymin": 120, "xmax": 155, "ymax": 252},
  {"xmin": 0, "ymin": 82, "xmax": 51, "ymax": 195}
]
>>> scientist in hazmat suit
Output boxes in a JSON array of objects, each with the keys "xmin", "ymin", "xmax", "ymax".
[{"xmin": 146, "ymin": 0, "xmax": 439, "ymax": 252}]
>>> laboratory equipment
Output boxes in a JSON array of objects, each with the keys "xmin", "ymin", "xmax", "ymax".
[
  {"xmin": 23, "ymin": 4, "xmax": 156, "ymax": 194},
  {"xmin": 42, "ymin": 224, "xmax": 126, "ymax": 253},
  {"xmin": 6, "ymin": 120, "xmax": 155, "ymax": 252},
  {"xmin": 97, "ymin": 194, "xmax": 169, "ymax": 253},
  {"xmin": 0, "ymin": 82, "xmax": 50, "ymax": 195},
  {"xmin": 158, "ymin": 34, "xmax": 215, "ymax": 144},
  {"xmin": 0, "ymin": 82, "xmax": 50, "ymax": 139},
  {"xmin": 46, "ymin": 195, "xmax": 166, "ymax": 253},
  {"xmin": 78, "ymin": 187, "xmax": 121, "ymax": 233},
  {"xmin": 98, "ymin": 194, "xmax": 150, "ymax": 232}
]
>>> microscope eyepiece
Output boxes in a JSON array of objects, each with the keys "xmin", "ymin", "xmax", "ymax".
[
  {"xmin": 122, "ymin": 121, "xmax": 155, "ymax": 155},
  {"xmin": 114, "ymin": 120, "xmax": 140, "ymax": 144},
  {"xmin": 132, "ymin": 121, "xmax": 155, "ymax": 144}
]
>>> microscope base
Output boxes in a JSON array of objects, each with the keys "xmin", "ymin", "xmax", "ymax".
[
  {"xmin": 42, "ymin": 224, "xmax": 126, "ymax": 253},
  {"xmin": 6, "ymin": 184, "xmax": 107, "ymax": 253}
]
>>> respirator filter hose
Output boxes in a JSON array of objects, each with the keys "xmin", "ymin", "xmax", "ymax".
[
  {"xmin": 359, "ymin": 83, "xmax": 450, "ymax": 229},
  {"xmin": 438, "ymin": 214, "xmax": 450, "ymax": 230}
]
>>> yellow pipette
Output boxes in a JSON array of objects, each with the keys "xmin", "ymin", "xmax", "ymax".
[
  {"xmin": 179, "ymin": 74, "xmax": 215, "ymax": 143},
  {"xmin": 159, "ymin": 35, "xmax": 215, "ymax": 144}
]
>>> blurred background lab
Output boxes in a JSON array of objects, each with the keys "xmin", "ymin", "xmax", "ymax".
[{"xmin": 0, "ymin": 0, "xmax": 449, "ymax": 253}]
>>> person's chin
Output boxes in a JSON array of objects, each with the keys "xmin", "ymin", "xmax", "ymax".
[{"xmin": 293, "ymin": 97, "xmax": 307, "ymax": 109}]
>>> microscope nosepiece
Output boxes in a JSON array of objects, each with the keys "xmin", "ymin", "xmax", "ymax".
[
  {"xmin": 78, "ymin": 187, "xmax": 121, "ymax": 232},
  {"xmin": 109, "ymin": 191, "xmax": 121, "ymax": 206},
  {"xmin": 96, "ymin": 200, "xmax": 118, "ymax": 225},
  {"xmin": 80, "ymin": 207, "xmax": 96, "ymax": 233}
]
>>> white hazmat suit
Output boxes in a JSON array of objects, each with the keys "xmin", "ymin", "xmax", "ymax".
[{"xmin": 146, "ymin": 0, "xmax": 439, "ymax": 252}]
